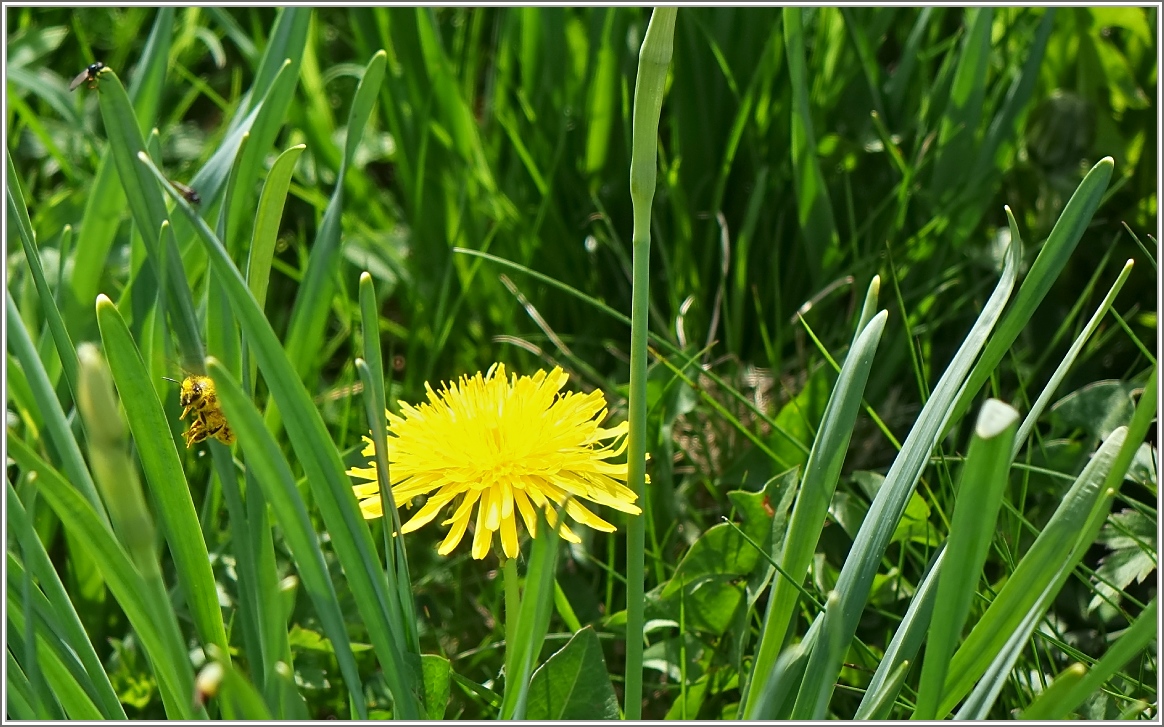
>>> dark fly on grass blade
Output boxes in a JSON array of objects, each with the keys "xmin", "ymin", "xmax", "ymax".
[
  {"xmin": 69, "ymin": 62, "xmax": 105, "ymax": 91},
  {"xmin": 170, "ymin": 179, "xmax": 201, "ymax": 205}
]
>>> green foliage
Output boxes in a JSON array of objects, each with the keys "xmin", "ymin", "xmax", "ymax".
[{"xmin": 6, "ymin": 6, "xmax": 1156, "ymax": 721}]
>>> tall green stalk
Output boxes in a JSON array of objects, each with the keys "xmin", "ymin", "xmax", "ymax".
[{"xmin": 624, "ymin": 7, "xmax": 676, "ymax": 719}]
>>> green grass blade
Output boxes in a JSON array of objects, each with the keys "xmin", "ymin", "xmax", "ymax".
[
  {"xmin": 206, "ymin": 356, "xmax": 369, "ymax": 718},
  {"xmin": 930, "ymin": 8, "xmax": 992, "ymax": 198},
  {"xmin": 95, "ymin": 67, "xmax": 204, "ymax": 370},
  {"xmin": 624, "ymin": 9, "xmax": 676, "ymax": 718},
  {"xmin": 9, "ymin": 437, "xmax": 199, "ymax": 719},
  {"xmin": 69, "ymin": 8, "xmax": 173, "ymax": 312},
  {"xmin": 5, "ymin": 292, "xmax": 106, "ymax": 524},
  {"xmin": 784, "ymin": 6, "xmax": 839, "ymax": 280},
  {"xmin": 499, "ymin": 508, "xmax": 563, "ymax": 720},
  {"xmin": 6, "ymin": 649, "xmax": 39, "ymax": 720},
  {"xmin": 5, "ymin": 594, "xmax": 101, "ymax": 720},
  {"xmin": 282, "ymin": 50, "xmax": 387, "ymax": 385},
  {"xmin": 94, "ymin": 295, "xmax": 228, "ymax": 657},
  {"xmin": 938, "ymin": 426, "xmax": 1130, "ymax": 715},
  {"xmin": 1012, "ymin": 259, "xmax": 1135, "ymax": 457},
  {"xmin": 142, "ymin": 152, "xmax": 421, "ymax": 719},
  {"xmin": 790, "ymin": 226, "xmax": 1022, "ymax": 719},
  {"xmin": 6, "ymin": 486, "xmax": 126, "ymax": 719},
  {"xmin": 7, "ymin": 150, "xmax": 78, "ymax": 401},
  {"xmin": 741, "ymin": 311, "xmax": 887, "ymax": 718},
  {"xmin": 197, "ymin": 658, "xmax": 275, "ymax": 720},
  {"xmin": 246, "ymin": 144, "xmax": 306, "ymax": 313},
  {"xmin": 912, "ymin": 399, "xmax": 1019, "ymax": 719},
  {"xmin": 1019, "ymin": 598, "xmax": 1158, "ymax": 720},
  {"xmin": 948, "ymin": 159, "xmax": 1115, "ymax": 431}
]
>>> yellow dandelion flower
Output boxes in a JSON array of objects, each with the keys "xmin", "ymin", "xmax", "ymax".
[{"xmin": 347, "ymin": 364, "xmax": 643, "ymax": 560}]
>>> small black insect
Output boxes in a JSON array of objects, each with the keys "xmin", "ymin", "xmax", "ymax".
[
  {"xmin": 69, "ymin": 62, "xmax": 105, "ymax": 92},
  {"xmin": 170, "ymin": 179, "xmax": 201, "ymax": 205}
]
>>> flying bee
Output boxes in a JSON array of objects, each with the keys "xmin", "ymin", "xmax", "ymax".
[
  {"xmin": 163, "ymin": 373, "xmax": 234, "ymax": 448},
  {"xmin": 69, "ymin": 62, "xmax": 105, "ymax": 91},
  {"xmin": 169, "ymin": 178, "xmax": 201, "ymax": 205}
]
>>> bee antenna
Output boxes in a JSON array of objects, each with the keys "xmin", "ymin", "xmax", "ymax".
[{"xmin": 162, "ymin": 376, "xmax": 180, "ymax": 384}]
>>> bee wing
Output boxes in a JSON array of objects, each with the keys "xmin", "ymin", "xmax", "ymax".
[{"xmin": 68, "ymin": 69, "xmax": 91, "ymax": 91}]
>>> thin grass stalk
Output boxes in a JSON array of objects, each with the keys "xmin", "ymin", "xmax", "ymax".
[{"xmin": 624, "ymin": 7, "xmax": 677, "ymax": 719}]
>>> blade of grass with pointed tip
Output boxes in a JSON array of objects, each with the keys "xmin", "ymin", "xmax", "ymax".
[
  {"xmin": 1012, "ymin": 260, "xmax": 1135, "ymax": 457},
  {"xmin": 6, "ymin": 485, "xmax": 126, "ymax": 718},
  {"xmin": 741, "ymin": 311, "xmax": 888, "ymax": 718},
  {"xmin": 930, "ymin": 7, "xmax": 992, "ymax": 198},
  {"xmin": 70, "ymin": 8, "xmax": 173, "ymax": 312},
  {"xmin": 853, "ymin": 545, "xmax": 945, "ymax": 719},
  {"xmin": 6, "ymin": 293, "xmax": 105, "ymax": 523},
  {"xmin": 95, "ymin": 68, "xmax": 204, "ymax": 370},
  {"xmin": 358, "ymin": 272, "xmax": 419, "ymax": 653},
  {"xmin": 1020, "ymin": 598, "xmax": 1157, "ymax": 720},
  {"xmin": 5, "ymin": 595, "xmax": 102, "ymax": 720},
  {"xmin": 93, "ymin": 295, "xmax": 228, "ymax": 658},
  {"xmin": 938, "ymin": 426, "xmax": 1130, "ymax": 715},
  {"xmin": 948, "ymin": 159, "xmax": 1115, "ymax": 432},
  {"xmin": 912, "ymin": 399, "xmax": 1019, "ymax": 719},
  {"xmin": 8, "ymin": 438, "xmax": 200, "ymax": 719},
  {"xmin": 7, "ymin": 150, "xmax": 78, "ymax": 401},
  {"xmin": 790, "ymin": 226, "xmax": 1022, "ymax": 720},
  {"xmin": 281, "ymin": 50, "xmax": 387, "ymax": 387},
  {"xmin": 142, "ymin": 152, "xmax": 421, "ymax": 719},
  {"xmin": 206, "ymin": 357, "xmax": 369, "ymax": 718}
]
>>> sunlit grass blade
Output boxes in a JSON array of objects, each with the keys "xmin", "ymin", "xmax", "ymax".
[
  {"xmin": 938, "ymin": 425, "xmax": 1130, "ymax": 715},
  {"xmin": 281, "ymin": 50, "xmax": 387, "ymax": 386},
  {"xmin": 741, "ymin": 311, "xmax": 887, "ymax": 718},
  {"xmin": 1019, "ymin": 598, "xmax": 1158, "ymax": 720},
  {"xmin": 853, "ymin": 546, "xmax": 945, "ymax": 719},
  {"xmin": 9, "ymin": 438, "xmax": 201, "ymax": 719},
  {"xmin": 196, "ymin": 654, "xmax": 274, "ymax": 721},
  {"xmin": 7, "ymin": 149, "xmax": 78, "ymax": 401},
  {"xmin": 930, "ymin": 7, "xmax": 991, "ymax": 201},
  {"xmin": 912, "ymin": 399, "xmax": 1019, "ymax": 719},
  {"xmin": 948, "ymin": 158, "xmax": 1115, "ymax": 430},
  {"xmin": 6, "ymin": 488, "xmax": 126, "ymax": 718},
  {"xmin": 96, "ymin": 67, "xmax": 204, "ymax": 370},
  {"xmin": 784, "ymin": 6, "xmax": 839, "ymax": 280},
  {"xmin": 790, "ymin": 223, "xmax": 1021, "ymax": 719},
  {"xmin": 5, "ymin": 593, "xmax": 101, "ymax": 719},
  {"xmin": 1012, "ymin": 259, "xmax": 1135, "ymax": 457},
  {"xmin": 142, "ymin": 151, "xmax": 422, "ymax": 719},
  {"xmin": 206, "ymin": 356, "xmax": 369, "ymax": 718}
]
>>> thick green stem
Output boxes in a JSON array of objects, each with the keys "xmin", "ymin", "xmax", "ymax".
[{"xmin": 624, "ymin": 7, "xmax": 677, "ymax": 720}]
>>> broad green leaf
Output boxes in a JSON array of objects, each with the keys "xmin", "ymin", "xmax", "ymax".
[
  {"xmin": 421, "ymin": 654, "xmax": 452, "ymax": 720},
  {"xmin": 526, "ymin": 626, "xmax": 620, "ymax": 720}
]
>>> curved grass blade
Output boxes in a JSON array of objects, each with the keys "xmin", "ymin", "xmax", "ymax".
[
  {"xmin": 7, "ymin": 149, "xmax": 78, "ymax": 401},
  {"xmin": 70, "ymin": 8, "xmax": 173, "ymax": 311},
  {"xmin": 142, "ymin": 152, "xmax": 421, "ymax": 719},
  {"xmin": 938, "ymin": 426, "xmax": 1129, "ymax": 715},
  {"xmin": 948, "ymin": 159, "xmax": 1115, "ymax": 431},
  {"xmin": 790, "ymin": 224, "xmax": 1023, "ymax": 719},
  {"xmin": 94, "ymin": 295, "xmax": 229, "ymax": 658},
  {"xmin": 206, "ymin": 356, "xmax": 369, "ymax": 719},
  {"xmin": 741, "ymin": 311, "xmax": 888, "ymax": 718},
  {"xmin": 5, "ymin": 594, "xmax": 101, "ymax": 720},
  {"xmin": 281, "ymin": 50, "xmax": 387, "ymax": 386},
  {"xmin": 10, "ymin": 437, "xmax": 201, "ymax": 719},
  {"xmin": 6, "ymin": 487, "xmax": 126, "ymax": 718},
  {"xmin": 1019, "ymin": 598, "xmax": 1157, "ymax": 720}
]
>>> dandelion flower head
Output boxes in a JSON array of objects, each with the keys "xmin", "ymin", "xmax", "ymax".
[{"xmin": 347, "ymin": 364, "xmax": 642, "ymax": 560}]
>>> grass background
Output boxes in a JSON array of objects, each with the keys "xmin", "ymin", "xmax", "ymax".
[{"xmin": 5, "ymin": 6, "xmax": 1158, "ymax": 719}]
